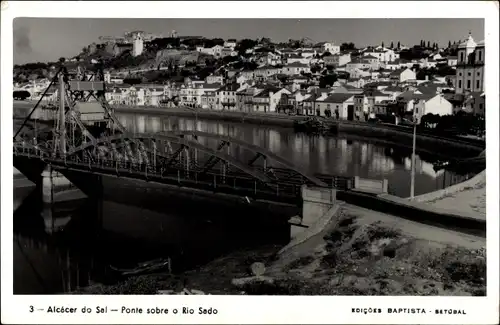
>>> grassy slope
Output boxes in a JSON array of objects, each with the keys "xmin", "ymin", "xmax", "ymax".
[{"xmin": 75, "ymin": 206, "xmax": 486, "ymax": 296}]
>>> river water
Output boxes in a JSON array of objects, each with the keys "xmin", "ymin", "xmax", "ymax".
[{"xmin": 13, "ymin": 112, "xmax": 472, "ymax": 294}]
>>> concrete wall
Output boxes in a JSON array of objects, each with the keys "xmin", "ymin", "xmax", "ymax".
[
  {"xmin": 290, "ymin": 185, "xmax": 336, "ymax": 240},
  {"xmin": 336, "ymin": 121, "xmax": 484, "ymax": 155},
  {"xmin": 336, "ymin": 190, "xmax": 486, "ymax": 237},
  {"xmin": 280, "ymin": 203, "xmax": 342, "ymax": 255},
  {"xmin": 353, "ymin": 176, "xmax": 388, "ymax": 194}
]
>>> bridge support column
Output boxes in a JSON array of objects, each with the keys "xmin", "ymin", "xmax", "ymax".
[
  {"xmin": 41, "ymin": 166, "xmax": 82, "ymax": 204},
  {"xmin": 41, "ymin": 165, "xmax": 54, "ymax": 204},
  {"xmin": 289, "ymin": 185, "xmax": 337, "ymax": 240}
]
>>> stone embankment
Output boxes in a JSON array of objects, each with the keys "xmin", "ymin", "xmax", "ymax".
[{"xmin": 13, "ymin": 101, "xmax": 485, "ymax": 153}]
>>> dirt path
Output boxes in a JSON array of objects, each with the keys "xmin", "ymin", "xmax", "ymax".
[
  {"xmin": 424, "ymin": 183, "xmax": 486, "ymax": 221},
  {"xmin": 342, "ymin": 204, "xmax": 485, "ymax": 250}
]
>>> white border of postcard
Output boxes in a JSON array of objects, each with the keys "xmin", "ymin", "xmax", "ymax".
[{"xmin": 2, "ymin": 1, "xmax": 499, "ymax": 324}]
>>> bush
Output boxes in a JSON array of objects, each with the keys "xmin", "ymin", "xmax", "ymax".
[{"xmin": 76, "ymin": 275, "xmax": 164, "ymax": 295}]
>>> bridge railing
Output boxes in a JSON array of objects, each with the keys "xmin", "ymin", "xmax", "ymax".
[{"xmin": 14, "ymin": 147, "xmax": 357, "ymax": 200}]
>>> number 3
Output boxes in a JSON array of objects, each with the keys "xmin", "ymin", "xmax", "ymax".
[{"xmin": 30, "ymin": 305, "xmax": 34, "ymax": 313}]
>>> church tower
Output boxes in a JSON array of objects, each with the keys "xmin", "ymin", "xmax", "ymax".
[
  {"xmin": 455, "ymin": 32, "xmax": 485, "ymax": 95},
  {"xmin": 132, "ymin": 32, "xmax": 144, "ymax": 57}
]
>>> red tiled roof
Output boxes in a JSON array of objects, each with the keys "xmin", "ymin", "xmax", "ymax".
[
  {"xmin": 286, "ymin": 62, "xmax": 309, "ymax": 67},
  {"xmin": 323, "ymin": 93, "xmax": 354, "ymax": 103}
]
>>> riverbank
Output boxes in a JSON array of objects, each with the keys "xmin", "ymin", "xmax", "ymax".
[
  {"xmin": 113, "ymin": 105, "xmax": 485, "ymax": 155},
  {"xmin": 12, "ymin": 102, "xmax": 485, "ymax": 155},
  {"xmin": 74, "ymin": 204, "xmax": 486, "ymax": 295}
]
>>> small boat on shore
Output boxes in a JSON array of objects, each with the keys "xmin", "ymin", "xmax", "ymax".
[{"xmin": 293, "ymin": 117, "xmax": 330, "ymax": 134}]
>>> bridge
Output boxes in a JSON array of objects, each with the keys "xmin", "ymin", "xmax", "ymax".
[{"xmin": 14, "ymin": 64, "xmax": 364, "ymax": 238}]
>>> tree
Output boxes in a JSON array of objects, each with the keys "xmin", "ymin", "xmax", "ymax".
[
  {"xmin": 235, "ymin": 38, "xmax": 258, "ymax": 56},
  {"xmin": 321, "ymin": 51, "xmax": 332, "ymax": 58},
  {"xmin": 381, "ymin": 41, "xmax": 384, "ymax": 48},
  {"xmin": 427, "ymin": 41, "xmax": 430, "ymax": 48},
  {"xmin": 340, "ymin": 42, "xmax": 356, "ymax": 51},
  {"xmin": 448, "ymin": 40, "xmax": 451, "ymax": 48},
  {"xmin": 319, "ymin": 74, "xmax": 338, "ymax": 88},
  {"xmin": 390, "ymin": 41, "xmax": 394, "ymax": 49},
  {"xmin": 397, "ymin": 41, "xmax": 401, "ymax": 49},
  {"xmin": 260, "ymin": 37, "xmax": 271, "ymax": 45},
  {"xmin": 123, "ymin": 77, "xmax": 142, "ymax": 85},
  {"xmin": 13, "ymin": 90, "xmax": 31, "ymax": 100}
]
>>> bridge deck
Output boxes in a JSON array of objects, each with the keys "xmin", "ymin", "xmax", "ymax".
[{"xmin": 14, "ymin": 148, "xmax": 355, "ymax": 205}]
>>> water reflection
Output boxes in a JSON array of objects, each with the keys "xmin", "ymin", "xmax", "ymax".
[
  {"xmin": 14, "ymin": 180, "xmax": 292, "ymax": 294},
  {"xmin": 116, "ymin": 113, "xmax": 469, "ymax": 197}
]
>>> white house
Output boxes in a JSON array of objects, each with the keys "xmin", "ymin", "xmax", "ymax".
[
  {"xmin": 414, "ymin": 94, "xmax": 453, "ymax": 122},
  {"xmin": 447, "ymin": 56, "xmax": 458, "ymax": 67},
  {"xmin": 282, "ymin": 62, "xmax": 311, "ymax": 75},
  {"xmin": 346, "ymin": 59, "xmax": 373, "ymax": 74},
  {"xmin": 144, "ymin": 87, "xmax": 165, "ymax": 106},
  {"xmin": 254, "ymin": 65, "xmax": 281, "ymax": 79},
  {"xmin": 389, "ymin": 68, "xmax": 416, "ymax": 83},
  {"xmin": 206, "ymin": 75, "xmax": 224, "ymax": 84},
  {"xmin": 224, "ymin": 39, "xmax": 237, "ymax": 49},
  {"xmin": 363, "ymin": 48, "xmax": 399, "ymax": 63},
  {"xmin": 215, "ymin": 83, "xmax": 239, "ymax": 110},
  {"xmin": 323, "ymin": 53, "xmax": 351, "ymax": 67},
  {"xmin": 252, "ymin": 87, "xmax": 291, "ymax": 113},
  {"xmin": 315, "ymin": 93, "xmax": 355, "ymax": 119},
  {"xmin": 286, "ymin": 54, "xmax": 311, "ymax": 65},
  {"xmin": 317, "ymin": 42, "xmax": 340, "ymax": 55}
]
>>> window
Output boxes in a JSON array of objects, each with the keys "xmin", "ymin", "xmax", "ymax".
[
  {"xmin": 477, "ymin": 80, "xmax": 480, "ymax": 89},
  {"xmin": 477, "ymin": 71, "xmax": 480, "ymax": 76},
  {"xmin": 479, "ymin": 103, "xmax": 484, "ymax": 111},
  {"xmin": 478, "ymin": 51, "xmax": 482, "ymax": 61},
  {"xmin": 468, "ymin": 72, "xmax": 471, "ymax": 76},
  {"xmin": 467, "ymin": 80, "xmax": 471, "ymax": 89},
  {"xmin": 458, "ymin": 80, "xmax": 462, "ymax": 88},
  {"xmin": 459, "ymin": 72, "xmax": 462, "ymax": 76},
  {"xmin": 460, "ymin": 52, "xmax": 464, "ymax": 62}
]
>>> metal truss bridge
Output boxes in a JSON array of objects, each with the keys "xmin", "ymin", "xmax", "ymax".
[{"xmin": 13, "ymin": 64, "xmax": 353, "ymax": 205}]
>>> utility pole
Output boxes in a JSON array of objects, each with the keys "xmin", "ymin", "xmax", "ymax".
[
  {"xmin": 410, "ymin": 113, "xmax": 417, "ymax": 199},
  {"xmin": 58, "ymin": 72, "xmax": 66, "ymax": 157}
]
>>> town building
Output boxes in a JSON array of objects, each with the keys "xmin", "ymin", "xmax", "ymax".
[
  {"xmin": 362, "ymin": 47, "xmax": 399, "ymax": 63},
  {"xmin": 315, "ymin": 93, "xmax": 355, "ymax": 119},
  {"xmin": 323, "ymin": 53, "xmax": 351, "ymax": 67},
  {"xmin": 389, "ymin": 68, "xmax": 416, "ymax": 83},
  {"xmin": 313, "ymin": 42, "xmax": 340, "ymax": 55},
  {"xmin": 224, "ymin": 39, "xmax": 237, "ymax": 49},
  {"xmin": 282, "ymin": 62, "xmax": 311, "ymax": 76},
  {"xmin": 455, "ymin": 33, "xmax": 485, "ymax": 95},
  {"xmin": 216, "ymin": 83, "xmax": 239, "ymax": 110}
]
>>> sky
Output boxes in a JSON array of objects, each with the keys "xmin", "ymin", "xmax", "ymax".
[{"xmin": 13, "ymin": 18, "xmax": 484, "ymax": 65}]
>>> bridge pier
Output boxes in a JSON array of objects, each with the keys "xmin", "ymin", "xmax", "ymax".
[
  {"xmin": 289, "ymin": 185, "xmax": 337, "ymax": 240},
  {"xmin": 41, "ymin": 166, "xmax": 85, "ymax": 204}
]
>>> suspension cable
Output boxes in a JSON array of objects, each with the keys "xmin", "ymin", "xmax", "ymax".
[{"xmin": 13, "ymin": 67, "xmax": 64, "ymax": 140}]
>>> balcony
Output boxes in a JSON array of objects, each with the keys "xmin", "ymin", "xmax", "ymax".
[{"xmin": 221, "ymin": 101, "xmax": 237, "ymax": 107}]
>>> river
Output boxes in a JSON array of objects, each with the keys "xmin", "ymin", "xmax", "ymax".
[{"xmin": 13, "ymin": 112, "xmax": 471, "ymax": 294}]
